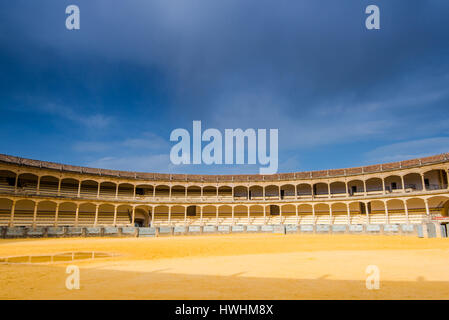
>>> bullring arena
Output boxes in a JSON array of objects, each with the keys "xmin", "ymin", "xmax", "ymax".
[{"xmin": 1, "ymin": 153, "xmax": 449, "ymax": 299}]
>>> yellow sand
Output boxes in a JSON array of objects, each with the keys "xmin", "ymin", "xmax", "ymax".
[{"xmin": 0, "ymin": 234, "xmax": 448, "ymax": 299}]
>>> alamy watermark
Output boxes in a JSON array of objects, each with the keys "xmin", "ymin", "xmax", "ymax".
[{"xmin": 170, "ymin": 121, "xmax": 278, "ymax": 174}]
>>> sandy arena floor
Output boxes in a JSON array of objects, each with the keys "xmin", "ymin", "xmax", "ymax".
[{"xmin": 0, "ymin": 234, "xmax": 448, "ymax": 300}]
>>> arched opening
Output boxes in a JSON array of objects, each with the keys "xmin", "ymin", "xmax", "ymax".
[
  {"xmin": 80, "ymin": 180, "xmax": 99, "ymax": 198},
  {"xmin": 365, "ymin": 178, "xmax": 383, "ymax": 193},
  {"xmin": 186, "ymin": 205, "xmax": 198, "ymax": 225},
  {"xmin": 134, "ymin": 205, "xmax": 151, "ymax": 227},
  {"xmin": 135, "ymin": 184, "xmax": 154, "ymax": 199},
  {"xmin": 348, "ymin": 201, "xmax": 364, "ymax": 224},
  {"xmin": 369, "ymin": 200, "xmax": 386, "ymax": 224},
  {"xmin": 403, "ymin": 173, "xmax": 423, "ymax": 191},
  {"xmin": 205, "ymin": 205, "xmax": 219, "ymax": 225},
  {"xmin": 171, "ymin": 205, "xmax": 186, "ymax": 226},
  {"xmin": 314, "ymin": 203, "xmax": 330, "ymax": 224},
  {"xmin": 313, "ymin": 183, "xmax": 329, "ymax": 196},
  {"xmin": 36, "ymin": 201, "xmax": 57, "ymax": 226},
  {"xmin": 14, "ymin": 199, "xmax": 35, "ymax": 227},
  {"xmin": 280, "ymin": 184, "xmax": 295, "ymax": 200},
  {"xmin": 155, "ymin": 185, "xmax": 170, "ymax": 198},
  {"xmin": 385, "ymin": 175, "xmax": 403, "ymax": 192},
  {"xmin": 60, "ymin": 178, "xmax": 79, "ymax": 196},
  {"xmin": 234, "ymin": 186, "xmax": 248, "ymax": 200},
  {"xmin": 187, "ymin": 186, "xmax": 201, "ymax": 198},
  {"xmin": 298, "ymin": 204, "xmax": 313, "ymax": 224},
  {"xmin": 329, "ymin": 181, "xmax": 346, "ymax": 196},
  {"xmin": 423, "ymin": 169, "xmax": 448, "ymax": 190},
  {"xmin": 58, "ymin": 202, "xmax": 77, "ymax": 226},
  {"xmin": 97, "ymin": 204, "xmax": 115, "ymax": 226},
  {"xmin": 331, "ymin": 202, "xmax": 348, "ymax": 224},
  {"xmin": 249, "ymin": 205, "xmax": 264, "ymax": 225},
  {"xmin": 203, "ymin": 186, "xmax": 217, "ymax": 199},
  {"xmin": 39, "ymin": 176, "xmax": 59, "ymax": 195},
  {"xmin": 297, "ymin": 184, "xmax": 312, "ymax": 197},
  {"xmin": 218, "ymin": 186, "xmax": 232, "ymax": 199},
  {"xmin": 99, "ymin": 181, "xmax": 117, "ymax": 199},
  {"xmin": 249, "ymin": 185, "xmax": 263, "ymax": 200},
  {"xmin": 347, "ymin": 180, "xmax": 364, "ymax": 195},
  {"xmin": 386, "ymin": 199, "xmax": 405, "ymax": 224},
  {"xmin": 0, "ymin": 198, "xmax": 13, "ymax": 226},
  {"xmin": 406, "ymin": 198, "xmax": 426, "ymax": 224},
  {"xmin": 78, "ymin": 203, "xmax": 96, "ymax": 226},
  {"xmin": 171, "ymin": 185, "xmax": 186, "ymax": 199},
  {"xmin": 154, "ymin": 205, "xmax": 169, "ymax": 226},
  {"xmin": 265, "ymin": 185, "xmax": 279, "ymax": 199},
  {"xmin": 0, "ymin": 170, "xmax": 16, "ymax": 192},
  {"xmin": 427, "ymin": 196, "xmax": 449, "ymax": 217},
  {"xmin": 234, "ymin": 205, "xmax": 248, "ymax": 225},
  {"xmin": 118, "ymin": 183, "xmax": 134, "ymax": 198},
  {"xmin": 281, "ymin": 204, "xmax": 296, "ymax": 224},
  {"xmin": 116, "ymin": 204, "xmax": 133, "ymax": 226},
  {"xmin": 17, "ymin": 173, "xmax": 38, "ymax": 193}
]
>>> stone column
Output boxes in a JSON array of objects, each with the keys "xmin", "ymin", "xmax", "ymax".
[
  {"xmin": 168, "ymin": 206, "xmax": 171, "ymax": 226},
  {"xmin": 54, "ymin": 203, "xmax": 60, "ymax": 227},
  {"xmin": 263, "ymin": 205, "xmax": 267, "ymax": 225},
  {"xmin": 74, "ymin": 204, "xmax": 79, "ymax": 227},
  {"xmin": 9, "ymin": 200, "xmax": 16, "ymax": 227},
  {"xmin": 37, "ymin": 176, "xmax": 41, "ymax": 195},
  {"xmin": 421, "ymin": 173, "xmax": 426, "ymax": 191},
  {"xmin": 32, "ymin": 201, "xmax": 38, "ymax": 228},
  {"xmin": 57, "ymin": 178, "xmax": 62, "ymax": 196},
  {"xmin": 77, "ymin": 180, "xmax": 81, "ymax": 197},
  {"xmin": 346, "ymin": 204, "xmax": 351, "ymax": 225},
  {"xmin": 312, "ymin": 204, "xmax": 316, "ymax": 225},
  {"xmin": 113, "ymin": 205, "xmax": 117, "ymax": 226},
  {"xmin": 296, "ymin": 205, "xmax": 299, "ymax": 225},
  {"xmin": 131, "ymin": 206, "xmax": 135, "ymax": 226},
  {"xmin": 94, "ymin": 204, "xmax": 99, "ymax": 227},
  {"xmin": 151, "ymin": 206, "xmax": 155, "ymax": 227},
  {"xmin": 404, "ymin": 200, "xmax": 409, "ymax": 224}
]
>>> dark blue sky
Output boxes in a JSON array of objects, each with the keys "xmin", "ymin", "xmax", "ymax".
[{"xmin": 1, "ymin": 1, "xmax": 448, "ymax": 174}]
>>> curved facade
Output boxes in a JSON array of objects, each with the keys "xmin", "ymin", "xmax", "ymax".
[{"xmin": 1, "ymin": 153, "xmax": 449, "ymax": 228}]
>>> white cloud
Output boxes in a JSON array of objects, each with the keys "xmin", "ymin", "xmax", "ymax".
[{"xmin": 363, "ymin": 137, "xmax": 449, "ymax": 164}]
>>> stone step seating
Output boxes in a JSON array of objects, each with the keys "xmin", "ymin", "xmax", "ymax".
[
  {"xmin": 117, "ymin": 190, "xmax": 134, "ymax": 199},
  {"xmin": 79, "ymin": 187, "xmax": 98, "ymax": 198},
  {"xmin": 368, "ymin": 214, "xmax": 387, "ymax": 224},
  {"xmin": 0, "ymin": 179, "xmax": 15, "ymax": 193},
  {"xmin": 333, "ymin": 215, "xmax": 350, "ymax": 225},
  {"xmin": 0, "ymin": 209, "xmax": 11, "ymax": 226},
  {"xmin": 298, "ymin": 215, "xmax": 314, "ymax": 225},
  {"xmin": 11, "ymin": 209, "xmax": 34, "ymax": 226},
  {"xmin": 35, "ymin": 211, "xmax": 57, "ymax": 226},
  {"xmin": 97, "ymin": 212, "xmax": 114, "ymax": 225},
  {"xmin": 408, "ymin": 214, "xmax": 427, "ymax": 223},
  {"xmin": 56, "ymin": 211, "xmax": 76, "ymax": 226},
  {"xmin": 38, "ymin": 185, "xmax": 58, "ymax": 195},
  {"xmin": 283, "ymin": 215, "xmax": 298, "ymax": 225},
  {"xmin": 76, "ymin": 212, "xmax": 96, "ymax": 226},
  {"xmin": 59, "ymin": 184, "xmax": 79, "ymax": 196},
  {"xmin": 315, "ymin": 215, "xmax": 331, "ymax": 224}
]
